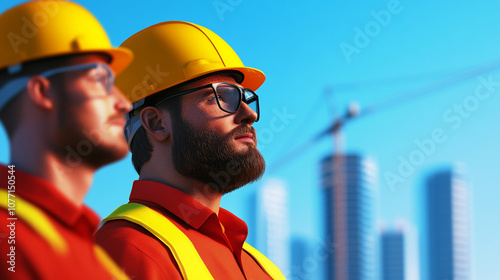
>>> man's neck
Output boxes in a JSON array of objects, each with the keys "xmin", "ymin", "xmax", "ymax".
[
  {"xmin": 139, "ymin": 170, "xmax": 223, "ymax": 215},
  {"xmin": 11, "ymin": 145, "xmax": 94, "ymax": 207},
  {"xmin": 186, "ymin": 184, "xmax": 223, "ymax": 215}
]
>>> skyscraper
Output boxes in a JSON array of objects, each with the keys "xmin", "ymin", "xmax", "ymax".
[
  {"xmin": 381, "ymin": 228, "xmax": 405, "ymax": 280},
  {"xmin": 321, "ymin": 154, "xmax": 378, "ymax": 280},
  {"xmin": 289, "ymin": 237, "xmax": 312, "ymax": 280},
  {"xmin": 257, "ymin": 178, "xmax": 290, "ymax": 274},
  {"xmin": 423, "ymin": 166, "xmax": 470, "ymax": 280}
]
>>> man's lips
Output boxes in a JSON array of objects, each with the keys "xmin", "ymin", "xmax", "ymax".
[
  {"xmin": 235, "ymin": 133, "xmax": 256, "ymax": 145},
  {"xmin": 108, "ymin": 116, "xmax": 127, "ymax": 127}
]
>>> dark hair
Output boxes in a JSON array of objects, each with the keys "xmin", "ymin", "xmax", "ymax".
[
  {"xmin": 130, "ymin": 95, "xmax": 181, "ymax": 174},
  {"xmin": 0, "ymin": 94, "xmax": 22, "ymax": 136}
]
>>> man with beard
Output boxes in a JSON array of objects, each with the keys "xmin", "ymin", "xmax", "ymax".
[
  {"xmin": 0, "ymin": 1, "xmax": 132, "ymax": 279},
  {"xmin": 95, "ymin": 21, "xmax": 286, "ymax": 280}
]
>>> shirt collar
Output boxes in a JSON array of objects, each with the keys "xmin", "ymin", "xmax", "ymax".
[
  {"xmin": 129, "ymin": 180, "xmax": 215, "ymax": 229},
  {"xmin": 0, "ymin": 164, "xmax": 100, "ymax": 230},
  {"xmin": 129, "ymin": 180, "xmax": 248, "ymax": 233}
]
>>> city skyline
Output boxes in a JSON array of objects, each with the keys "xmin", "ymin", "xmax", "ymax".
[{"xmin": 255, "ymin": 157, "xmax": 470, "ymax": 280}]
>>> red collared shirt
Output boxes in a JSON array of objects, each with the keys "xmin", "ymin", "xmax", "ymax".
[
  {"xmin": 96, "ymin": 180, "xmax": 274, "ymax": 280},
  {"xmin": 0, "ymin": 165, "xmax": 124, "ymax": 280}
]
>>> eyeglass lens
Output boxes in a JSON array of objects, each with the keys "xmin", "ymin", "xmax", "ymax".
[
  {"xmin": 214, "ymin": 83, "xmax": 259, "ymax": 117},
  {"xmin": 95, "ymin": 65, "xmax": 114, "ymax": 94},
  {"xmin": 243, "ymin": 90, "xmax": 259, "ymax": 117},
  {"xmin": 41, "ymin": 63, "xmax": 115, "ymax": 94},
  {"xmin": 214, "ymin": 83, "xmax": 241, "ymax": 112}
]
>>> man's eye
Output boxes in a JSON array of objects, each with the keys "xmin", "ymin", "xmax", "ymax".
[{"xmin": 96, "ymin": 73, "xmax": 111, "ymax": 93}]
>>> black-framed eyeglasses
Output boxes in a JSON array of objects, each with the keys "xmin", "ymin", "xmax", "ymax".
[{"xmin": 154, "ymin": 82, "xmax": 260, "ymax": 122}]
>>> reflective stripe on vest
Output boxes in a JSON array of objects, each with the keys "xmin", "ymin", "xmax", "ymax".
[
  {"xmin": 102, "ymin": 203, "xmax": 286, "ymax": 280},
  {"xmin": 0, "ymin": 189, "xmax": 129, "ymax": 280},
  {"xmin": 0, "ymin": 189, "xmax": 68, "ymax": 254}
]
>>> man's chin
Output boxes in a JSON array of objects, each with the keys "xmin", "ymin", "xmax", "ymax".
[
  {"xmin": 87, "ymin": 142, "xmax": 129, "ymax": 168},
  {"xmin": 231, "ymin": 141, "xmax": 260, "ymax": 154}
]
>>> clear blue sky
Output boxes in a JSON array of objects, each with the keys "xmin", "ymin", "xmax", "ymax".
[{"xmin": 1, "ymin": 1, "xmax": 500, "ymax": 279}]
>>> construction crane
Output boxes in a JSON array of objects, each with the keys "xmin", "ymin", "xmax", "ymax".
[{"xmin": 266, "ymin": 59, "xmax": 500, "ymax": 174}]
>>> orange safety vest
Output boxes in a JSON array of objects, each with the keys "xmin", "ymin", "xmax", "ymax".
[{"xmin": 102, "ymin": 203, "xmax": 286, "ymax": 280}]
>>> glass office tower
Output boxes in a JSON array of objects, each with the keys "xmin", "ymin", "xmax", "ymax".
[{"xmin": 321, "ymin": 154, "xmax": 377, "ymax": 280}]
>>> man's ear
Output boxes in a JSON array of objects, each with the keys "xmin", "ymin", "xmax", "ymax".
[
  {"xmin": 140, "ymin": 106, "xmax": 171, "ymax": 141},
  {"xmin": 26, "ymin": 76, "xmax": 54, "ymax": 110}
]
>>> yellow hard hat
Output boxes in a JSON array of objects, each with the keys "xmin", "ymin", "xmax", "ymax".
[
  {"xmin": 117, "ymin": 21, "xmax": 265, "ymax": 104},
  {"xmin": 0, "ymin": 0, "xmax": 132, "ymax": 74}
]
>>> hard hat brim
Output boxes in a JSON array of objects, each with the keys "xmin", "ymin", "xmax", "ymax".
[
  {"xmin": 4, "ymin": 46, "xmax": 134, "ymax": 76},
  {"xmin": 231, "ymin": 67, "xmax": 266, "ymax": 92},
  {"xmin": 91, "ymin": 47, "xmax": 133, "ymax": 75}
]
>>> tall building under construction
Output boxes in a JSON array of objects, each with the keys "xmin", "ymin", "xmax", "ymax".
[{"xmin": 321, "ymin": 154, "xmax": 378, "ymax": 280}]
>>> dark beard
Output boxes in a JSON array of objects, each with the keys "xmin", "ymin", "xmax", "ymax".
[{"xmin": 171, "ymin": 118, "xmax": 265, "ymax": 195}]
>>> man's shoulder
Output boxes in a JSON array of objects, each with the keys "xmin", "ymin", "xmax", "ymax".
[
  {"xmin": 96, "ymin": 219, "xmax": 183, "ymax": 279},
  {"xmin": 96, "ymin": 218, "xmax": 157, "ymax": 243},
  {"xmin": 96, "ymin": 218, "xmax": 175, "ymax": 258}
]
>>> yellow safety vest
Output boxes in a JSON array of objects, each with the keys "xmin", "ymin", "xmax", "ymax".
[
  {"xmin": 0, "ymin": 189, "xmax": 129, "ymax": 280},
  {"xmin": 102, "ymin": 203, "xmax": 286, "ymax": 280}
]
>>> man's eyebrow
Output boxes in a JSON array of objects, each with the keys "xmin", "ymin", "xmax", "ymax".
[{"xmin": 197, "ymin": 87, "xmax": 215, "ymax": 97}]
